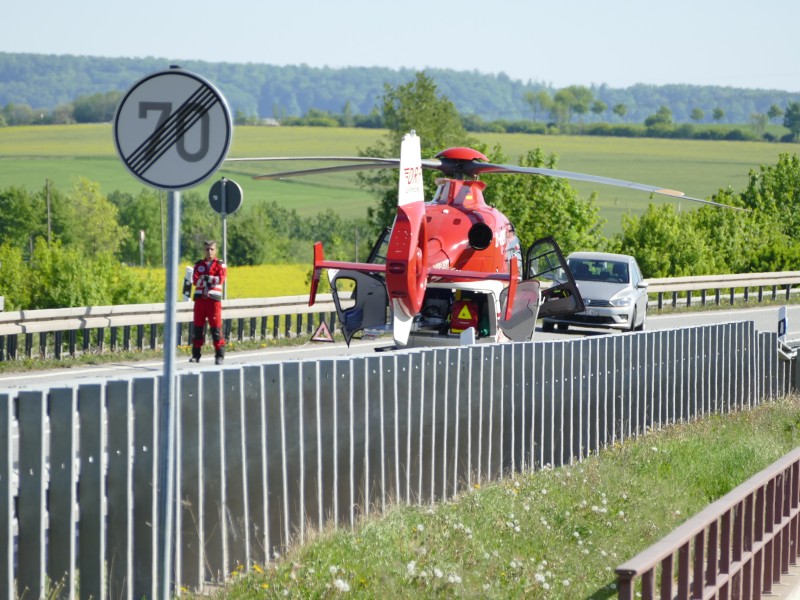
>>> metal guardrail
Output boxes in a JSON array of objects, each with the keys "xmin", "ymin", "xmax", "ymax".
[
  {"xmin": 616, "ymin": 447, "xmax": 800, "ymax": 599},
  {"xmin": 645, "ymin": 271, "xmax": 800, "ymax": 309},
  {"xmin": 0, "ymin": 271, "xmax": 798, "ymax": 361},
  {"xmin": 0, "ymin": 295, "xmax": 340, "ymax": 361}
]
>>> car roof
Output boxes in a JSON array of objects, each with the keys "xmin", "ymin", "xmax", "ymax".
[{"xmin": 567, "ymin": 251, "xmax": 637, "ymax": 263}]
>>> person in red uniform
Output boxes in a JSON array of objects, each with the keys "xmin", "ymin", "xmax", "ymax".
[{"xmin": 190, "ymin": 240, "xmax": 227, "ymax": 364}]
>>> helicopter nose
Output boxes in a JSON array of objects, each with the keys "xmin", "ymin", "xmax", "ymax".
[{"xmin": 468, "ymin": 222, "xmax": 493, "ymax": 251}]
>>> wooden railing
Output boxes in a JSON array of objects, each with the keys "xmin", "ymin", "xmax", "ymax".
[{"xmin": 616, "ymin": 447, "xmax": 800, "ymax": 599}]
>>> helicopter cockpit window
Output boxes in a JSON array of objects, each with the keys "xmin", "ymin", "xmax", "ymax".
[
  {"xmin": 431, "ymin": 180, "xmax": 451, "ymax": 204},
  {"xmin": 366, "ymin": 227, "xmax": 391, "ymax": 265}
]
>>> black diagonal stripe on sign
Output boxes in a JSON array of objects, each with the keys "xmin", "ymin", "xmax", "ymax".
[
  {"xmin": 126, "ymin": 85, "xmax": 219, "ymax": 177},
  {"xmin": 126, "ymin": 84, "xmax": 211, "ymax": 172},
  {"xmin": 127, "ymin": 87, "xmax": 218, "ymax": 175},
  {"xmin": 126, "ymin": 85, "xmax": 216, "ymax": 174}
]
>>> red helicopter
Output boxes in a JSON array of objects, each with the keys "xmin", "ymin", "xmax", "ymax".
[{"xmin": 230, "ymin": 131, "xmax": 732, "ymax": 348}]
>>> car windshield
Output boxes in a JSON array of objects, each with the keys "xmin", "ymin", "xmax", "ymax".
[{"xmin": 568, "ymin": 259, "xmax": 629, "ymax": 284}]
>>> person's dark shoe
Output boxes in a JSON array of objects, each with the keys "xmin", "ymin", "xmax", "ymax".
[
  {"xmin": 190, "ymin": 348, "xmax": 201, "ymax": 363},
  {"xmin": 215, "ymin": 347, "xmax": 225, "ymax": 365},
  {"xmin": 215, "ymin": 356, "xmax": 224, "ymax": 365}
]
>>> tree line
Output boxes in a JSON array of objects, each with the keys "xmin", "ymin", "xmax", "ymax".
[
  {"xmin": 1, "ymin": 72, "xmax": 800, "ymax": 311},
  {"xmin": 2, "ymin": 52, "xmax": 800, "ymax": 126}
]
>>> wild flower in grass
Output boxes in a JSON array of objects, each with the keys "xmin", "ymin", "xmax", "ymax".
[
  {"xmin": 447, "ymin": 574, "xmax": 462, "ymax": 584},
  {"xmin": 407, "ymin": 561, "xmax": 417, "ymax": 577},
  {"xmin": 415, "ymin": 524, "xmax": 425, "ymax": 533},
  {"xmin": 329, "ymin": 565, "xmax": 339, "ymax": 575},
  {"xmin": 434, "ymin": 567, "xmax": 443, "ymax": 579},
  {"xmin": 563, "ymin": 579, "xmax": 571, "ymax": 587},
  {"xmin": 333, "ymin": 578, "xmax": 350, "ymax": 592}
]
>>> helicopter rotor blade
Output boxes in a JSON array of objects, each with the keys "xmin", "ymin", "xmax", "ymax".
[
  {"xmin": 251, "ymin": 162, "xmax": 397, "ymax": 180},
  {"xmin": 475, "ymin": 162, "xmax": 745, "ymax": 210},
  {"xmin": 227, "ymin": 152, "xmax": 741, "ymax": 210}
]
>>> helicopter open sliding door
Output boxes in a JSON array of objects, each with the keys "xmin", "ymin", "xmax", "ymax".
[
  {"xmin": 499, "ymin": 279, "xmax": 541, "ymax": 342},
  {"xmin": 524, "ymin": 236, "xmax": 585, "ymax": 319},
  {"xmin": 329, "ymin": 270, "xmax": 390, "ymax": 345}
]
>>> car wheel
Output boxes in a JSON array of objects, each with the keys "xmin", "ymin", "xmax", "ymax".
[
  {"xmin": 635, "ymin": 308, "xmax": 646, "ymax": 332},
  {"xmin": 542, "ymin": 321, "xmax": 555, "ymax": 333},
  {"xmin": 556, "ymin": 323, "xmax": 569, "ymax": 332},
  {"xmin": 629, "ymin": 308, "xmax": 638, "ymax": 332}
]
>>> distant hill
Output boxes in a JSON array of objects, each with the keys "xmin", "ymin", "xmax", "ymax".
[{"xmin": 2, "ymin": 52, "xmax": 799, "ymax": 124}]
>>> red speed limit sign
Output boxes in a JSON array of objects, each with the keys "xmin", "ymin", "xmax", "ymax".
[{"xmin": 113, "ymin": 67, "xmax": 232, "ymax": 190}]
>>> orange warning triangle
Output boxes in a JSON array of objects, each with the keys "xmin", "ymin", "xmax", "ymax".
[
  {"xmin": 457, "ymin": 305, "xmax": 473, "ymax": 320},
  {"xmin": 311, "ymin": 320, "xmax": 335, "ymax": 342}
]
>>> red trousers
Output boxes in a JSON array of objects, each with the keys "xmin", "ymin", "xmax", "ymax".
[{"xmin": 192, "ymin": 297, "xmax": 225, "ymax": 350}]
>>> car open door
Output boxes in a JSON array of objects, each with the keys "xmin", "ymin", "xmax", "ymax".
[{"xmin": 525, "ymin": 236, "xmax": 585, "ymax": 319}]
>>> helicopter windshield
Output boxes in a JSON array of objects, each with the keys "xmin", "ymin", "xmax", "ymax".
[{"xmin": 431, "ymin": 180, "xmax": 451, "ymax": 204}]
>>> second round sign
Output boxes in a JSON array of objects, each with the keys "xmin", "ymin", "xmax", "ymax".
[{"xmin": 113, "ymin": 68, "xmax": 232, "ymax": 191}]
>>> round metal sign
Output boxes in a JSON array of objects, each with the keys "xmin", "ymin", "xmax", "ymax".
[
  {"xmin": 209, "ymin": 178, "xmax": 243, "ymax": 214},
  {"xmin": 113, "ymin": 67, "xmax": 232, "ymax": 191}
]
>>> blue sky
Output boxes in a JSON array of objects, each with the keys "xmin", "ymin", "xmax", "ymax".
[{"xmin": 6, "ymin": 0, "xmax": 800, "ymax": 91}]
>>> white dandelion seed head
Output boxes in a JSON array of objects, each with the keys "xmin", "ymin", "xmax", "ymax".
[
  {"xmin": 329, "ymin": 566, "xmax": 339, "ymax": 575},
  {"xmin": 334, "ymin": 578, "xmax": 350, "ymax": 592},
  {"xmin": 434, "ymin": 568, "xmax": 443, "ymax": 579}
]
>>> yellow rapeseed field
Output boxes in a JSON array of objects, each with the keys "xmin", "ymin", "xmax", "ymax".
[{"xmin": 139, "ymin": 264, "xmax": 313, "ymax": 298}]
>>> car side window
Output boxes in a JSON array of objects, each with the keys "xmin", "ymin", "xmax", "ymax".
[{"xmin": 631, "ymin": 263, "xmax": 641, "ymax": 285}]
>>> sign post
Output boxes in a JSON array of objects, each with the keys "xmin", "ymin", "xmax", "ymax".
[
  {"xmin": 209, "ymin": 178, "xmax": 243, "ymax": 299},
  {"xmin": 114, "ymin": 66, "xmax": 232, "ymax": 598}
]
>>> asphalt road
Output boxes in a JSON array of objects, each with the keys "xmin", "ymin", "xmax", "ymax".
[{"xmin": 1, "ymin": 304, "xmax": 797, "ymax": 393}]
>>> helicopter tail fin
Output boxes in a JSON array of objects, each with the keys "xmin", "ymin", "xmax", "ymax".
[
  {"xmin": 387, "ymin": 131, "xmax": 428, "ymax": 345},
  {"xmin": 397, "ymin": 130, "xmax": 424, "ymax": 207}
]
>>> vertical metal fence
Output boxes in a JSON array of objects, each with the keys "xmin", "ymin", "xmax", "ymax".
[{"xmin": 0, "ymin": 321, "xmax": 791, "ymax": 598}]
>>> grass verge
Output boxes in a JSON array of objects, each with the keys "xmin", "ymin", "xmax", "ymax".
[{"xmin": 194, "ymin": 395, "xmax": 800, "ymax": 599}]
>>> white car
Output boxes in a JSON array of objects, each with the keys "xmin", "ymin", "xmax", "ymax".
[{"xmin": 542, "ymin": 252, "xmax": 648, "ymax": 332}]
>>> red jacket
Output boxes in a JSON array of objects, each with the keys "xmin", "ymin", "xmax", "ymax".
[{"xmin": 193, "ymin": 258, "xmax": 226, "ymax": 301}]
